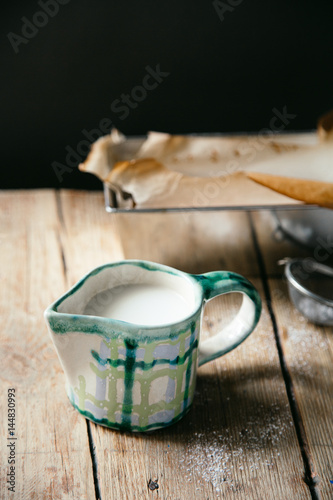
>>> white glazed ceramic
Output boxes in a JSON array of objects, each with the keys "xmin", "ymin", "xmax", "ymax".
[{"xmin": 44, "ymin": 260, "xmax": 261, "ymax": 432}]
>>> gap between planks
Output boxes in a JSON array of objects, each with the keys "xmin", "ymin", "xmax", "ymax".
[
  {"xmin": 247, "ymin": 211, "xmax": 321, "ymax": 500},
  {"xmin": 55, "ymin": 190, "xmax": 103, "ymax": 500}
]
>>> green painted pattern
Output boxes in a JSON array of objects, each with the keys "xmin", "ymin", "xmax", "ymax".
[
  {"xmin": 90, "ymin": 338, "xmax": 198, "ymax": 370},
  {"xmin": 76, "ymin": 375, "xmax": 87, "ymax": 410},
  {"xmin": 69, "ymin": 398, "xmax": 193, "ymax": 433},
  {"xmin": 47, "ymin": 310, "xmax": 200, "ymax": 342},
  {"xmin": 70, "ymin": 321, "xmax": 199, "ymax": 431},
  {"xmin": 45, "ymin": 260, "xmax": 203, "ymax": 342},
  {"xmin": 192, "ymin": 271, "xmax": 262, "ymax": 365},
  {"xmin": 192, "ymin": 270, "xmax": 261, "ymax": 309},
  {"xmin": 183, "ymin": 322, "xmax": 196, "ymax": 409},
  {"xmin": 121, "ymin": 340, "xmax": 137, "ymax": 429}
]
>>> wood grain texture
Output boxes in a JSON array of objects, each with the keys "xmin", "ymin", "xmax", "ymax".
[
  {"xmin": 252, "ymin": 210, "xmax": 333, "ymax": 499},
  {"xmin": 0, "ymin": 190, "xmax": 96, "ymax": 499},
  {"xmin": 57, "ymin": 190, "xmax": 125, "ymax": 285},
  {"xmin": 3, "ymin": 190, "xmax": 329, "ymax": 500},
  {"xmin": 89, "ymin": 281, "xmax": 310, "ymax": 499},
  {"xmin": 56, "ymin": 199, "xmax": 309, "ymax": 499}
]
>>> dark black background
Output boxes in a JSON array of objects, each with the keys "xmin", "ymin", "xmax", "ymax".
[{"xmin": 1, "ymin": 1, "xmax": 333, "ymax": 189}]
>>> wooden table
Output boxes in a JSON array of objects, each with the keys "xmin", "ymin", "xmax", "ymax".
[{"xmin": 1, "ymin": 190, "xmax": 332, "ymax": 499}]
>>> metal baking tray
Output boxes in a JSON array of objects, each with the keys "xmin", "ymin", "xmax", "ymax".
[
  {"xmin": 101, "ymin": 131, "xmax": 318, "ymax": 213},
  {"xmin": 103, "ymin": 181, "xmax": 313, "ymax": 213}
]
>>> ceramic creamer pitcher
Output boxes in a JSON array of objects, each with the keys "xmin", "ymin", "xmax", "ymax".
[{"xmin": 44, "ymin": 260, "xmax": 261, "ymax": 432}]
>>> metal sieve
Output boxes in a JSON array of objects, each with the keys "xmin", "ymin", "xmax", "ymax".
[{"xmin": 279, "ymin": 258, "xmax": 333, "ymax": 325}]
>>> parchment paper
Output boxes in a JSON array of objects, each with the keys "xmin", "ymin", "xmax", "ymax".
[{"xmin": 79, "ymin": 110, "xmax": 333, "ymax": 209}]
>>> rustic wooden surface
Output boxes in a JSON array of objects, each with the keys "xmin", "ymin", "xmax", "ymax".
[
  {"xmin": 251, "ymin": 211, "xmax": 333, "ymax": 500},
  {"xmin": 1, "ymin": 190, "xmax": 332, "ymax": 499},
  {"xmin": 0, "ymin": 191, "xmax": 96, "ymax": 499}
]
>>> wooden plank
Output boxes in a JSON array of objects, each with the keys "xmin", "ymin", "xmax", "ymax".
[
  {"xmin": 58, "ymin": 190, "xmax": 125, "ymax": 284},
  {"xmin": 0, "ymin": 190, "xmax": 96, "ymax": 500},
  {"xmin": 252, "ymin": 210, "xmax": 333, "ymax": 500},
  {"xmin": 57, "ymin": 194, "xmax": 309, "ymax": 499}
]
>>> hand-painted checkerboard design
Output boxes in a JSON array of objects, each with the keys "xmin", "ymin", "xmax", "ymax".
[{"xmin": 68, "ymin": 321, "xmax": 199, "ymax": 431}]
